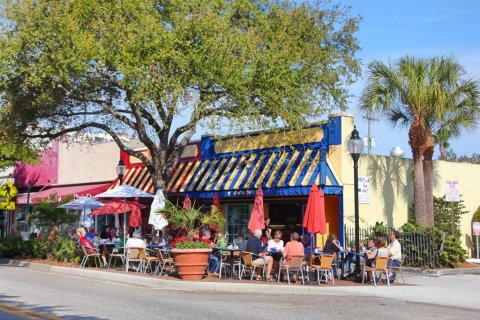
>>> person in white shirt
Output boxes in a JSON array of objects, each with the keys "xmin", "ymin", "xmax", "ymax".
[
  {"xmin": 386, "ymin": 230, "xmax": 402, "ymax": 283},
  {"xmin": 267, "ymin": 230, "xmax": 284, "ymax": 275},
  {"xmin": 126, "ymin": 228, "xmax": 146, "ymax": 249}
]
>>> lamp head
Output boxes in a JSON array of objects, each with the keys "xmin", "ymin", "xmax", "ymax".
[
  {"xmin": 116, "ymin": 159, "xmax": 126, "ymax": 177},
  {"xmin": 347, "ymin": 126, "xmax": 363, "ymax": 157}
]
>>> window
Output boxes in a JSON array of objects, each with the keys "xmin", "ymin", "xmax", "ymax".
[{"xmin": 225, "ymin": 203, "xmax": 251, "ymax": 244}]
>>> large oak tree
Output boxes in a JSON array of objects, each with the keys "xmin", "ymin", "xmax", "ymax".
[{"xmin": 0, "ymin": 0, "xmax": 360, "ymax": 192}]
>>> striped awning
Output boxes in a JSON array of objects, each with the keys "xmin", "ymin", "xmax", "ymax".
[
  {"xmin": 109, "ymin": 166, "xmax": 154, "ymax": 194},
  {"xmin": 167, "ymin": 147, "xmax": 341, "ymax": 195}
]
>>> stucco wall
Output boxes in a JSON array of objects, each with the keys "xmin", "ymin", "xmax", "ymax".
[
  {"xmin": 340, "ymin": 135, "xmax": 480, "ymax": 256},
  {"xmin": 57, "ymin": 141, "xmax": 120, "ymax": 184}
]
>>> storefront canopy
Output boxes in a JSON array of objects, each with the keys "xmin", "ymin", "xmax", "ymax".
[{"xmin": 16, "ymin": 183, "xmax": 111, "ymax": 205}]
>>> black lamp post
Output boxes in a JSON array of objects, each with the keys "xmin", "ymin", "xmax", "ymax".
[
  {"xmin": 116, "ymin": 159, "xmax": 126, "ymax": 185},
  {"xmin": 347, "ymin": 126, "xmax": 364, "ymax": 274}
]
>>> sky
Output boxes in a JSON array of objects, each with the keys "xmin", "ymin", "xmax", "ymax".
[{"xmin": 341, "ymin": 0, "xmax": 480, "ymax": 157}]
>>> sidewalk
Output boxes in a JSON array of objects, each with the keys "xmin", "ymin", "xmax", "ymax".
[{"xmin": 2, "ymin": 258, "xmax": 480, "ymax": 310}]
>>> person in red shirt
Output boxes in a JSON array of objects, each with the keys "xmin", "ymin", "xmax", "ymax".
[{"xmin": 281, "ymin": 232, "xmax": 305, "ymax": 282}]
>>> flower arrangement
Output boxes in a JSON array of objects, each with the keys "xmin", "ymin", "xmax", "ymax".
[{"xmin": 159, "ymin": 200, "xmax": 224, "ymax": 249}]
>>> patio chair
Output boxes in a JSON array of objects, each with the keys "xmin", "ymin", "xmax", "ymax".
[
  {"xmin": 154, "ymin": 249, "xmax": 175, "ymax": 276},
  {"xmin": 126, "ymin": 247, "xmax": 143, "ymax": 272},
  {"xmin": 107, "ymin": 247, "xmax": 125, "ymax": 269},
  {"xmin": 362, "ymin": 256, "xmax": 390, "ymax": 287},
  {"xmin": 80, "ymin": 245, "xmax": 102, "ymax": 268},
  {"xmin": 389, "ymin": 254, "xmax": 407, "ymax": 284},
  {"xmin": 310, "ymin": 254, "xmax": 335, "ymax": 285},
  {"xmin": 139, "ymin": 248, "xmax": 160, "ymax": 274},
  {"xmin": 278, "ymin": 255, "xmax": 306, "ymax": 285},
  {"xmin": 239, "ymin": 251, "xmax": 266, "ymax": 281},
  {"xmin": 219, "ymin": 250, "xmax": 242, "ymax": 279}
]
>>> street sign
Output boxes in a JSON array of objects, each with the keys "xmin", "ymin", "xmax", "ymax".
[
  {"xmin": 473, "ymin": 222, "xmax": 480, "ymax": 236},
  {"xmin": 445, "ymin": 180, "xmax": 460, "ymax": 202}
]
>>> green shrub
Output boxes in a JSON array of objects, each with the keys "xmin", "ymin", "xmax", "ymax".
[
  {"xmin": 367, "ymin": 221, "xmax": 388, "ymax": 238},
  {"xmin": 30, "ymin": 237, "xmax": 49, "ymax": 259},
  {"xmin": 439, "ymin": 235, "xmax": 466, "ymax": 268},
  {"xmin": 0, "ymin": 236, "xmax": 27, "ymax": 258},
  {"xmin": 51, "ymin": 237, "xmax": 81, "ymax": 263}
]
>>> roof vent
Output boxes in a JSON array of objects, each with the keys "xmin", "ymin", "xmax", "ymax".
[{"xmin": 390, "ymin": 146, "xmax": 405, "ymax": 158}]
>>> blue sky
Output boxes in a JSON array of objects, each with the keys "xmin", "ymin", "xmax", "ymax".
[{"xmin": 342, "ymin": 0, "xmax": 480, "ymax": 157}]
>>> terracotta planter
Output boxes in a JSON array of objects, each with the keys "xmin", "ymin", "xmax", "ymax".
[{"xmin": 171, "ymin": 248, "xmax": 212, "ymax": 280}]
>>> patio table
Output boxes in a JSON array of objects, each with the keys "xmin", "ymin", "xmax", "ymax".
[{"xmin": 214, "ymin": 247, "xmax": 243, "ymax": 278}]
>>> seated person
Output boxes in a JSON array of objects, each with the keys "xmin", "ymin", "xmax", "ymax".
[
  {"xmin": 343, "ymin": 242, "xmax": 366, "ymax": 274},
  {"xmin": 267, "ymin": 230, "xmax": 284, "ymax": 274},
  {"xmin": 281, "ymin": 232, "xmax": 305, "ymax": 282},
  {"xmin": 86, "ymin": 228, "xmax": 95, "ymax": 242},
  {"xmin": 208, "ymin": 232, "xmax": 228, "ymax": 276},
  {"xmin": 322, "ymin": 233, "xmax": 342, "ymax": 277},
  {"xmin": 233, "ymin": 230, "xmax": 247, "ymax": 249},
  {"xmin": 77, "ymin": 227, "xmax": 96, "ymax": 254},
  {"xmin": 125, "ymin": 228, "xmax": 146, "ymax": 249},
  {"xmin": 245, "ymin": 229, "xmax": 274, "ymax": 281},
  {"xmin": 386, "ymin": 230, "xmax": 402, "ymax": 282}
]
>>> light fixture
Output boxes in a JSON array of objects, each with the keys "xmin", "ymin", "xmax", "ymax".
[{"xmin": 116, "ymin": 159, "xmax": 126, "ymax": 185}]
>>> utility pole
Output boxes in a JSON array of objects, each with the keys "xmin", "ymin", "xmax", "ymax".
[{"xmin": 362, "ymin": 116, "xmax": 378, "ymax": 155}]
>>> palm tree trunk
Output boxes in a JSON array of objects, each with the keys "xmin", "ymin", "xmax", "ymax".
[
  {"xmin": 423, "ymin": 144, "xmax": 435, "ymax": 227},
  {"xmin": 439, "ymin": 143, "xmax": 447, "ymax": 160},
  {"xmin": 409, "ymin": 115, "xmax": 427, "ymax": 225}
]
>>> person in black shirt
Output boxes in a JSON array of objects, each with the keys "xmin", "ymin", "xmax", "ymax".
[{"xmin": 245, "ymin": 229, "xmax": 274, "ymax": 281}]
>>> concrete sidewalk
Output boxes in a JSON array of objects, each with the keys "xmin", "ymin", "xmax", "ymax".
[{"xmin": 2, "ymin": 259, "xmax": 479, "ymax": 310}]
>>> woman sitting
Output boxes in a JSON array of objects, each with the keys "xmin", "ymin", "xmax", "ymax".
[
  {"xmin": 281, "ymin": 232, "xmax": 305, "ymax": 282},
  {"xmin": 208, "ymin": 232, "xmax": 227, "ymax": 276},
  {"xmin": 322, "ymin": 233, "xmax": 341, "ymax": 277},
  {"xmin": 267, "ymin": 230, "xmax": 284, "ymax": 275}
]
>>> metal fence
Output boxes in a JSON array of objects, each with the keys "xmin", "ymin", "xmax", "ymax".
[{"xmin": 344, "ymin": 226, "xmax": 439, "ymax": 268}]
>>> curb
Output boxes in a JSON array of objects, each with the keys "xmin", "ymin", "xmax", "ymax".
[{"xmin": 401, "ymin": 266, "xmax": 480, "ymax": 276}]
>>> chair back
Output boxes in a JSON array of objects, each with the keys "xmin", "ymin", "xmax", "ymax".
[
  {"xmin": 319, "ymin": 254, "xmax": 335, "ymax": 269},
  {"xmin": 288, "ymin": 255, "xmax": 305, "ymax": 269},
  {"xmin": 138, "ymin": 248, "xmax": 148, "ymax": 260},
  {"xmin": 374, "ymin": 256, "xmax": 389, "ymax": 271},
  {"xmin": 128, "ymin": 248, "xmax": 141, "ymax": 259},
  {"xmin": 81, "ymin": 245, "xmax": 88, "ymax": 256},
  {"xmin": 241, "ymin": 251, "xmax": 253, "ymax": 267}
]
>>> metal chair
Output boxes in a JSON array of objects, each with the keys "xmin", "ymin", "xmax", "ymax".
[
  {"xmin": 389, "ymin": 254, "xmax": 407, "ymax": 284},
  {"xmin": 310, "ymin": 254, "xmax": 335, "ymax": 285},
  {"xmin": 80, "ymin": 245, "xmax": 102, "ymax": 268},
  {"xmin": 154, "ymin": 249, "xmax": 175, "ymax": 276},
  {"xmin": 278, "ymin": 255, "xmax": 306, "ymax": 285},
  {"xmin": 107, "ymin": 247, "xmax": 125, "ymax": 269},
  {"xmin": 126, "ymin": 247, "xmax": 143, "ymax": 272},
  {"xmin": 362, "ymin": 256, "xmax": 390, "ymax": 287},
  {"xmin": 239, "ymin": 251, "xmax": 265, "ymax": 281}
]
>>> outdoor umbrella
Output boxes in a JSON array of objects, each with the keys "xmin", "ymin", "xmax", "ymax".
[
  {"xmin": 148, "ymin": 190, "xmax": 168, "ymax": 230},
  {"xmin": 183, "ymin": 194, "xmax": 191, "ymax": 210},
  {"xmin": 58, "ymin": 198, "xmax": 104, "ymax": 228},
  {"xmin": 248, "ymin": 188, "xmax": 265, "ymax": 233},
  {"xmin": 95, "ymin": 184, "xmax": 153, "ymax": 245},
  {"xmin": 302, "ymin": 184, "xmax": 327, "ymax": 254},
  {"xmin": 212, "ymin": 193, "xmax": 220, "ymax": 209},
  {"xmin": 90, "ymin": 199, "xmax": 146, "ymax": 216}
]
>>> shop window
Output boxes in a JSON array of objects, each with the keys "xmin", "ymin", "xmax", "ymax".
[{"xmin": 225, "ymin": 203, "xmax": 252, "ymax": 244}]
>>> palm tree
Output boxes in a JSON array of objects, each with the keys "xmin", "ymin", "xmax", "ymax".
[
  {"xmin": 424, "ymin": 75, "xmax": 480, "ymax": 218},
  {"xmin": 360, "ymin": 56, "xmax": 479, "ymax": 226}
]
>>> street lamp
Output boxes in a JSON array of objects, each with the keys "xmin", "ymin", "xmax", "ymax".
[
  {"xmin": 347, "ymin": 126, "xmax": 363, "ymax": 274},
  {"xmin": 116, "ymin": 159, "xmax": 126, "ymax": 185}
]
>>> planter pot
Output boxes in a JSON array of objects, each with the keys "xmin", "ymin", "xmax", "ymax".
[{"xmin": 171, "ymin": 248, "xmax": 212, "ymax": 280}]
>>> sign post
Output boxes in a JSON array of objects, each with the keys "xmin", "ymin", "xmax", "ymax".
[
  {"xmin": 445, "ymin": 180, "xmax": 460, "ymax": 236},
  {"xmin": 473, "ymin": 222, "xmax": 480, "ymax": 258}
]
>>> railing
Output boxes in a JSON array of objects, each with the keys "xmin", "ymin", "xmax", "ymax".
[{"xmin": 344, "ymin": 226, "xmax": 439, "ymax": 268}]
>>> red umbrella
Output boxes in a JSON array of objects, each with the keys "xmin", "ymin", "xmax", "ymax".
[
  {"xmin": 248, "ymin": 189, "xmax": 265, "ymax": 233},
  {"xmin": 183, "ymin": 195, "xmax": 191, "ymax": 210},
  {"xmin": 302, "ymin": 184, "xmax": 327, "ymax": 253},
  {"xmin": 212, "ymin": 193, "xmax": 220, "ymax": 209},
  {"xmin": 90, "ymin": 199, "xmax": 146, "ymax": 228},
  {"xmin": 302, "ymin": 184, "xmax": 327, "ymax": 234}
]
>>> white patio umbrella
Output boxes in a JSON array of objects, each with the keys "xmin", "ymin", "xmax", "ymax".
[
  {"xmin": 148, "ymin": 190, "xmax": 168, "ymax": 231},
  {"xmin": 95, "ymin": 184, "xmax": 154, "ymax": 245},
  {"xmin": 58, "ymin": 198, "xmax": 104, "ymax": 228}
]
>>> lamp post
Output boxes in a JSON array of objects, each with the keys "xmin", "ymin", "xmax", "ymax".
[
  {"xmin": 347, "ymin": 126, "xmax": 363, "ymax": 274},
  {"xmin": 116, "ymin": 159, "xmax": 126, "ymax": 185}
]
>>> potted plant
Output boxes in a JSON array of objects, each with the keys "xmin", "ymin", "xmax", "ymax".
[{"xmin": 160, "ymin": 200, "xmax": 224, "ymax": 280}]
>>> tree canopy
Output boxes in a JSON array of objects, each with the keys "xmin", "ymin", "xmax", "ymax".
[{"xmin": 0, "ymin": 0, "xmax": 360, "ymax": 191}]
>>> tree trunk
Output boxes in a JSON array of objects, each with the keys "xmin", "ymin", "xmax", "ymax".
[
  {"xmin": 439, "ymin": 143, "xmax": 447, "ymax": 160},
  {"xmin": 423, "ymin": 143, "xmax": 435, "ymax": 227},
  {"xmin": 409, "ymin": 114, "xmax": 428, "ymax": 225}
]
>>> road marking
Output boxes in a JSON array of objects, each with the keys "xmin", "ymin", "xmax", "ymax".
[{"xmin": 0, "ymin": 302, "xmax": 63, "ymax": 320}]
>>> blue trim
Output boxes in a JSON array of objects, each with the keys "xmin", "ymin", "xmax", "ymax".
[
  {"xmin": 176, "ymin": 186, "xmax": 343, "ymax": 199},
  {"xmin": 200, "ymin": 136, "xmax": 216, "ymax": 159},
  {"xmin": 320, "ymin": 145, "xmax": 327, "ymax": 186},
  {"xmin": 197, "ymin": 158, "xmax": 223, "ymax": 191},
  {"xmin": 326, "ymin": 165, "xmax": 338, "ymax": 186},
  {"xmin": 328, "ymin": 116, "xmax": 342, "ymax": 145},
  {"xmin": 218, "ymin": 156, "xmax": 242, "ymax": 191}
]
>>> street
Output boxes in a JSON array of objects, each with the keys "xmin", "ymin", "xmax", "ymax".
[{"xmin": 1, "ymin": 263, "xmax": 479, "ymax": 320}]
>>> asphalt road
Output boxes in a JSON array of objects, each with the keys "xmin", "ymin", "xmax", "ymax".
[{"xmin": 0, "ymin": 264, "xmax": 478, "ymax": 320}]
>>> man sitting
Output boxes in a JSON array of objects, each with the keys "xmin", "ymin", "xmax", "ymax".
[{"xmin": 245, "ymin": 229, "xmax": 274, "ymax": 281}]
